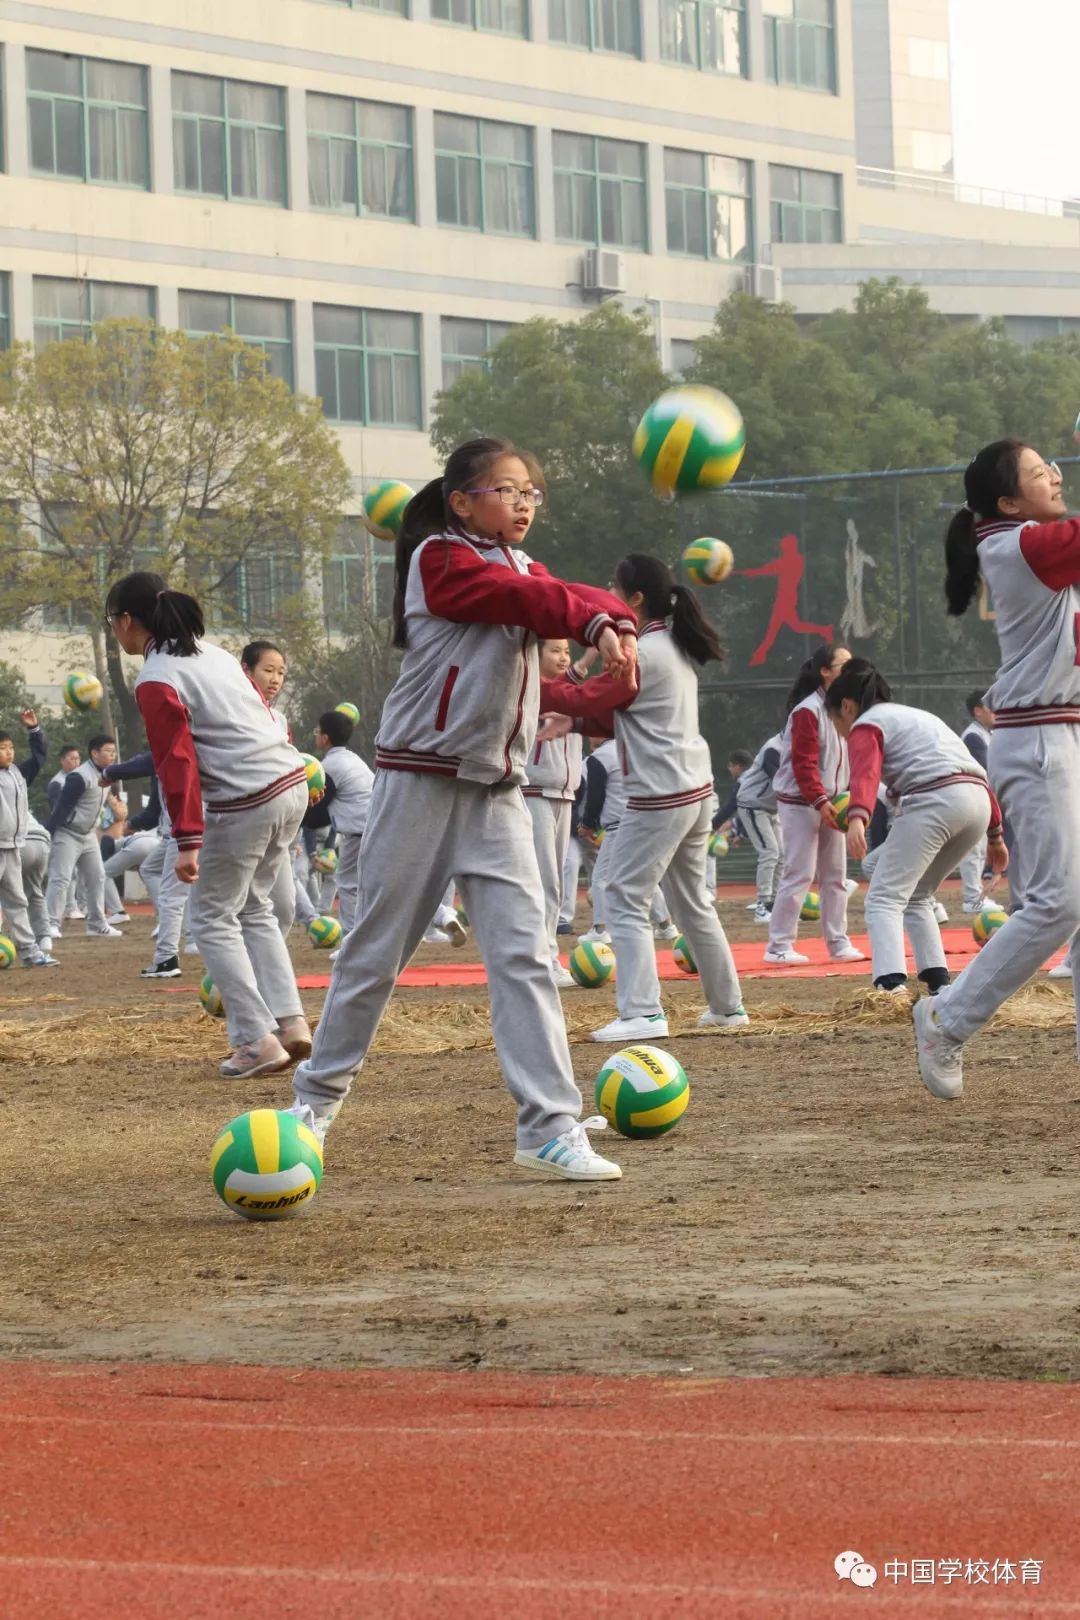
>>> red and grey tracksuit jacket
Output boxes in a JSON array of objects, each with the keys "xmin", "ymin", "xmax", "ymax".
[
  {"xmin": 976, "ymin": 516, "xmax": 1080, "ymax": 723},
  {"xmin": 772, "ymin": 687, "xmax": 847, "ymax": 809},
  {"xmin": 846, "ymin": 701, "xmax": 1003, "ymax": 839}
]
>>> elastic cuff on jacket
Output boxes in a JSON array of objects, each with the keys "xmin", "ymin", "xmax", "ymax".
[
  {"xmin": 847, "ymin": 807, "xmax": 871, "ymax": 824},
  {"xmin": 987, "ymin": 829, "xmax": 1005, "ymax": 844},
  {"xmin": 812, "ymin": 793, "xmax": 829, "ymax": 809},
  {"xmin": 585, "ymin": 614, "xmax": 617, "ymax": 648},
  {"xmin": 174, "ymin": 835, "xmax": 203, "ymax": 851}
]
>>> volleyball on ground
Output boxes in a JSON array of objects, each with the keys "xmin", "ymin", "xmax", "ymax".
[
  {"xmin": 62, "ymin": 671, "xmax": 103, "ymax": 713},
  {"xmin": 362, "ymin": 480, "xmax": 415, "ymax": 541},
  {"xmin": 309, "ymin": 915, "xmax": 342, "ymax": 948},
  {"xmin": 299, "ymin": 752, "xmax": 326, "ymax": 800},
  {"xmin": 569, "ymin": 940, "xmax": 615, "ymax": 987},
  {"xmin": 800, "ymin": 891, "xmax": 821, "ymax": 922},
  {"xmin": 973, "ymin": 906, "xmax": 1008, "ymax": 946},
  {"xmin": 632, "ymin": 385, "xmax": 746, "ymax": 498},
  {"xmin": 334, "ymin": 701, "xmax": 360, "ymax": 725},
  {"xmin": 709, "ymin": 831, "xmax": 729, "ymax": 859},
  {"xmin": 198, "ymin": 975, "xmax": 224, "ymax": 1017},
  {"xmin": 210, "ymin": 1108, "xmax": 323, "ymax": 1221},
  {"xmin": 311, "ymin": 848, "xmax": 338, "ymax": 874},
  {"xmin": 0, "ymin": 935, "xmax": 15, "ymax": 969},
  {"xmin": 595, "ymin": 1045, "xmax": 690, "ymax": 1139},
  {"xmin": 832, "ymin": 792, "xmax": 851, "ymax": 831},
  {"xmin": 672, "ymin": 934, "xmax": 697, "ymax": 974},
  {"xmin": 683, "ymin": 537, "xmax": 735, "ymax": 585}
]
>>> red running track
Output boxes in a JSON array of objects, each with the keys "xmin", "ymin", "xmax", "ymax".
[{"xmin": 2, "ymin": 1362, "xmax": 1079, "ymax": 1618}]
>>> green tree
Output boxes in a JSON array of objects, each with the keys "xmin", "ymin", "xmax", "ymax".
[
  {"xmin": 285, "ymin": 610, "xmax": 400, "ymax": 767},
  {"xmin": 0, "ymin": 658, "xmax": 60, "ymax": 822},
  {"xmin": 0, "ymin": 320, "xmax": 352, "ymax": 748}
]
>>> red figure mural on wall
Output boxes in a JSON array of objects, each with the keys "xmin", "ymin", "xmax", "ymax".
[{"xmin": 740, "ymin": 533, "xmax": 834, "ymax": 667}]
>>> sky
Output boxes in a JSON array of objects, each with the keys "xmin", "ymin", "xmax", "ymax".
[{"xmin": 949, "ymin": 0, "xmax": 1080, "ymax": 204}]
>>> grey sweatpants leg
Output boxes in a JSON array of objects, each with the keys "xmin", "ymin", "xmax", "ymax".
[
  {"xmin": 605, "ymin": 800, "xmax": 742, "ymax": 1020},
  {"xmin": 0, "ymin": 848, "xmax": 36, "ymax": 956},
  {"xmin": 958, "ymin": 837, "xmax": 988, "ymax": 910},
  {"xmin": 46, "ymin": 829, "xmax": 107, "ymax": 933},
  {"xmin": 20, "ymin": 839, "xmax": 51, "ymax": 945},
  {"xmin": 769, "ymin": 804, "xmax": 852, "ymax": 955},
  {"xmin": 335, "ymin": 831, "xmax": 363, "ymax": 935},
  {"xmin": 741, "ymin": 807, "xmax": 782, "ymax": 904},
  {"xmin": 293, "ymin": 772, "xmax": 582, "ymax": 1150},
  {"xmin": 155, "ymin": 838, "xmax": 190, "ymax": 963},
  {"xmin": 188, "ymin": 782, "xmax": 307, "ymax": 1048},
  {"xmin": 269, "ymin": 856, "xmax": 296, "ymax": 938},
  {"xmin": 865, "ymin": 785, "xmax": 989, "ymax": 982},
  {"xmin": 138, "ymin": 835, "xmax": 165, "ymax": 911},
  {"xmin": 526, "ymin": 796, "xmax": 571, "ymax": 959},
  {"xmin": 292, "ymin": 850, "xmax": 318, "ymax": 926},
  {"xmin": 936, "ymin": 727, "xmax": 1080, "ymax": 1050}
]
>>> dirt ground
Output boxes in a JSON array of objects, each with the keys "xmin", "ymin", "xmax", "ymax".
[{"xmin": 2, "ymin": 886, "xmax": 1079, "ymax": 1382}]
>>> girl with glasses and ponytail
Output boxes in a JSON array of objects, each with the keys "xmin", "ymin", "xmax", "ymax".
[{"xmin": 912, "ymin": 439, "xmax": 1079, "ymax": 1098}]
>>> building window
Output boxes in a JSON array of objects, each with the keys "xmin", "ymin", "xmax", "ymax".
[
  {"xmin": 33, "ymin": 277, "xmax": 155, "ymax": 347},
  {"xmin": 313, "ymin": 305, "xmax": 422, "ymax": 427},
  {"xmin": 669, "ymin": 337, "xmax": 698, "ymax": 377},
  {"xmin": 769, "ymin": 164, "xmax": 840, "ymax": 242},
  {"xmin": 307, "ymin": 94, "xmax": 413, "ymax": 218},
  {"xmin": 1003, "ymin": 315, "xmax": 1080, "ymax": 347},
  {"xmin": 0, "ymin": 274, "xmax": 10, "ymax": 351},
  {"xmin": 180, "ymin": 290, "xmax": 294, "ymax": 386},
  {"xmin": 431, "ymin": 0, "xmax": 528, "ymax": 35},
  {"xmin": 553, "ymin": 133, "xmax": 646, "ymax": 249},
  {"xmin": 323, "ymin": 519, "xmax": 394, "ymax": 628},
  {"xmin": 659, "ymin": 0, "xmax": 744, "ymax": 74},
  {"xmin": 434, "ymin": 115, "xmax": 534, "ymax": 237},
  {"xmin": 909, "ymin": 130, "xmax": 952, "ymax": 175},
  {"xmin": 320, "ymin": 0, "xmax": 407, "ymax": 12},
  {"xmin": 664, "ymin": 150, "xmax": 751, "ymax": 260},
  {"xmin": 173, "ymin": 73, "xmax": 287, "ymax": 205},
  {"xmin": 27, "ymin": 50, "xmax": 148, "ymax": 188},
  {"xmin": 441, "ymin": 317, "xmax": 514, "ymax": 388},
  {"xmin": 549, "ymin": 0, "xmax": 640, "ymax": 55},
  {"xmin": 763, "ymin": 0, "xmax": 834, "ymax": 92}
]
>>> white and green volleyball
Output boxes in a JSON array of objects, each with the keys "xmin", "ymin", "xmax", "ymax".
[
  {"xmin": 311, "ymin": 847, "xmax": 339, "ymax": 874},
  {"xmin": 0, "ymin": 934, "xmax": 15, "ymax": 970},
  {"xmin": 309, "ymin": 915, "xmax": 342, "ymax": 949},
  {"xmin": 632, "ymin": 385, "xmax": 745, "ymax": 498},
  {"xmin": 334, "ymin": 701, "xmax": 360, "ymax": 725},
  {"xmin": 299, "ymin": 753, "xmax": 326, "ymax": 801},
  {"xmin": 198, "ymin": 975, "xmax": 225, "ymax": 1017},
  {"xmin": 595, "ymin": 1045, "xmax": 690, "ymax": 1139},
  {"xmin": 800, "ymin": 891, "xmax": 821, "ymax": 922},
  {"xmin": 362, "ymin": 480, "xmax": 415, "ymax": 542},
  {"xmin": 210, "ymin": 1108, "xmax": 323, "ymax": 1221},
  {"xmin": 708, "ymin": 831, "xmax": 729, "ymax": 859},
  {"xmin": 568, "ymin": 940, "xmax": 615, "ymax": 988},
  {"xmin": 62, "ymin": 671, "xmax": 103, "ymax": 713},
  {"xmin": 973, "ymin": 906, "xmax": 1008, "ymax": 946},
  {"xmin": 672, "ymin": 934, "xmax": 697, "ymax": 975},
  {"xmin": 832, "ymin": 792, "xmax": 851, "ymax": 832},
  {"xmin": 683, "ymin": 537, "xmax": 735, "ymax": 585}
]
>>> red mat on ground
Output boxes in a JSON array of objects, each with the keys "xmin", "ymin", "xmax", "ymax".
[{"xmin": 1, "ymin": 1361, "xmax": 1077, "ymax": 1618}]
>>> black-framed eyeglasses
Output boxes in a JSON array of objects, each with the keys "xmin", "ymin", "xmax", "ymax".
[{"xmin": 469, "ymin": 484, "xmax": 545, "ymax": 509}]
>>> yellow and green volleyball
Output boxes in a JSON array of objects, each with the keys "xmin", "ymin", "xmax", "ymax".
[
  {"xmin": 568, "ymin": 940, "xmax": 615, "ymax": 987},
  {"xmin": 334, "ymin": 701, "xmax": 360, "ymax": 725},
  {"xmin": 309, "ymin": 915, "xmax": 342, "ymax": 949},
  {"xmin": 800, "ymin": 891, "xmax": 821, "ymax": 922},
  {"xmin": 683, "ymin": 537, "xmax": 735, "ymax": 585},
  {"xmin": 0, "ymin": 934, "xmax": 15, "ymax": 970},
  {"xmin": 709, "ymin": 831, "xmax": 729, "ymax": 859},
  {"xmin": 311, "ymin": 847, "xmax": 339, "ymax": 874},
  {"xmin": 299, "ymin": 752, "xmax": 326, "ymax": 801},
  {"xmin": 62, "ymin": 671, "xmax": 103, "ymax": 713},
  {"xmin": 595, "ymin": 1045, "xmax": 690, "ymax": 1139},
  {"xmin": 973, "ymin": 906, "xmax": 1008, "ymax": 946},
  {"xmin": 210, "ymin": 1108, "xmax": 323, "ymax": 1222},
  {"xmin": 198, "ymin": 975, "xmax": 224, "ymax": 1017},
  {"xmin": 672, "ymin": 934, "xmax": 697, "ymax": 975},
  {"xmin": 362, "ymin": 480, "xmax": 415, "ymax": 542},
  {"xmin": 632, "ymin": 385, "xmax": 745, "ymax": 498},
  {"xmin": 832, "ymin": 792, "xmax": 851, "ymax": 832}
]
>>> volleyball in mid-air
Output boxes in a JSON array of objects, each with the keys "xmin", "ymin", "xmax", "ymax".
[
  {"xmin": 800, "ymin": 891, "xmax": 821, "ymax": 922},
  {"xmin": 63, "ymin": 671, "xmax": 103, "ymax": 712},
  {"xmin": 683, "ymin": 537, "xmax": 735, "ymax": 585},
  {"xmin": 309, "ymin": 915, "xmax": 342, "ymax": 949},
  {"xmin": 973, "ymin": 906, "xmax": 1008, "ymax": 946},
  {"xmin": 595, "ymin": 1045, "xmax": 690, "ymax": 1139},
  {"xmin": 299, "ymin": 753, "xmax": 325, "ymax": 801},
  {"xmin": 198, "ymin": 975, "xmax": 224, "ymax": 1017},
  {"xmin": 632, "ymin": 385, "xmax": 745, "ymax": 498},
  {"xmin": 311, "ymin": 847, "xmax": 338, "ymax": 874},
  {"xmin": 210, "ymin": 1108, "xmax": 323, "ymax": 1221},
  {"xmin": 672, "ymin": 935, "xmax": 697, "ymax": 975},
  {"xmin": 335, "ymin": 701, "xmax": 360, "ymax": 725},
  {"xmin": 362, "ymin": 480, "xmax": 414, "ymax": 541},
  {"xmin": 568, "ymin": 940, "xmax": 615, "ymax": 987},
  {"xmin": 832, "ymin": 792, "xmax": 851, "ymax": 832},
  {"xmin": 0, "ymin": 935, "xmax": 15, "ymax": 969}
]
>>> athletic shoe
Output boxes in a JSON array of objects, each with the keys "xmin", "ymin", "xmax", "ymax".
[
  {"xmin": 962, "ymin": 897, "xmax": 990, "ymax": 916},
  {"xmin": 653, "ymin": 921, "xmax": 679, "ymax": 941},
  {"xmin": 932, "ymin": 901, "xmax": 949, "ymax": 924},
  {"xmin": 590, "ymin": 1013, "xmax": 669, "ymax": 1043},
  {"xmin": 106, "ymin": 910, "xmax": 130, "ymax": 924},
  {"xmin": 422, "ymin": 927, "xmax": 451, "ymax": 945},
  {"xmin": 698, "ymin": 1006, "xmax": 749, "ymax": 1032},
  {"xmin": 219, "ymin": 1035, "xmax": 291, "ymax": 1080},
  {"xmin": 556, "ymin": 922, "xmax": 575, "ymax": 936},
  {"xmin": 744, "ymin": 902, "xmax": 759, "ymax": 911},
  {"xmin": 843, "ymin": 878, "xmax": 859, "ymax": 894},
  {"xmin": 36, "ymin": 937, "xmax": 53, "ymax": 954},
  {"xmin": 912, "ymin": 995, "xmax": 964, "ymax": 1100},
  {"xmin": 551, "ymin": 964, "xmax": 576, "ymax": 989},
  {"xmin": 830, "ymin": 945, "xmax": 866, "ymax": 963},
  {"xmin": 47, "ymin": 929, "xmax": 62, "ymax": 941},
  {"xmin": 286, "ymin": 1097, "xmax": 341, "ymax": 1147},
  {"xmin": 763, "ymin": 947, "xmax": 809, "ymax": 966},
  {"xmin": 1048, "ymin": 961, "xmax": 1073, "ymax": 979},
  {"xmin": 444, "ymin": 916, "xmax": 468, "ymax": 948},
  {"xmin": 579, "ymin": 926, "xmax": 612, "ymax": 946},
  {"xmin": 514, "ymin": 1115, "xmax": 622, "ymax": 1181},
  {"xmin": 140, "ymin": 955, "xmax": 181, "ymax": 978},
  {"xmin": 67, "ymin": 908, "xmax": 85, "ymax": 920},
  {"xmin": 274, "ymin": 1016, "xmax": 313, "ymax": 1062},
  {"xmin": 752, "ymin": 903, "xmax": 771, "ymax": 923},
  {"xmin": 150, "ymin": 923, "xmax": 159, "ymax": 939},
  {"xmin": 87, "ymin": 925, "xmax": 123, "ymax": 938},
  {"xmin": 23, "ymin": 952, "xmax": 60, "ymax": 968}
]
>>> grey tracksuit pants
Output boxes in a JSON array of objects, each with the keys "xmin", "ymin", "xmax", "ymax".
[
  {"xmin": 591, "ymin": 824, "xmax": 667, "ymax": 929},
  {"xmin": 560, "ymin": 835, "xmax": 596, "ymax": 928},
  {"xmin": 292, "ymin": 849, "xmax": 318, "ymax": 926},
  {"xmin": 293, "ymin": 771, "xmax": 583, "ymax": 1150},
  {"xmin": 958, "ymin": 838, "xmax": 988, "ymax": 910},
  {"xmin": 46, "ymin": 828, "xmax": 107, "ymax": 933},
  {"xmin": 525, "ymin": 797, "xmax": 572, "ymax": 960},
  {"xmin": 20, "ymin": 837, "xmax": 50, "ymax": 946},
  {"xmin": 269, "ymin": 856, "xmax": 297, "ymax": 938},
  {"xmin": 740, "ymin": 805, "xmax": 782, "ymax": 905},
  {"xmin": 0, "ymin": 847, "xmax": 36, "ymax": 957},
  {"xmin": 604, "ymin": 798, "xmax": 742, "ymax": 1020},
  {"xmin": 335, "ymin": 831, "xmax": 363, "ymax": 936},
  {"xmin": 937, "ymin": 727, "xmax": 1080, "ymax": 1052},
  {"xmin": 769, "ymin": 802, "xmax": 852, "ymax": 955},
  {"xmin": 137, "ymin": 835, "xmax": 190, "ymax": 963},
  {"xmin": 187, "ymin": 781, "xmax": 307, "ymax": 1048},
  {"xmin": 863, "ymin": 784, "xmax": 988, "ymax": 983}
]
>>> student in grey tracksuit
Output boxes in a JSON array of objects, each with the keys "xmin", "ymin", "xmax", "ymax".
[
  {"xmin": 45, "ymin": 734, "xmax": 117, "ymax": 936},
  {"xmin": 0, "ymin": 715, "xmax": 56, "ymax": 966},
  {"xmin": 541, "ymin": 552, "xmax": 745, "ymax": 1042},
  {"xmin": 958, "ymin": 695, "xmax": 995, "ymax": 911},
  {"xmin": 579, "ymin": 737, "xmax": 669, "ymax": 936},
  {"xmin": 100, "ymin": 761, "xmax": 191, "ymax": 976},
  {"xmin": 735, "ymin": 731, "xmax": 784, "ymax": 915},
  {"xmin": 306, "ymin": 711, "xmax": 375, "ymax": 936},
  {"xmin": 523, "ymin": 639, "xmax": 583, "ymax": 979},
  {"xmin": 290, "ymin": 438, "xmax": 637, "ymax": 1180}
]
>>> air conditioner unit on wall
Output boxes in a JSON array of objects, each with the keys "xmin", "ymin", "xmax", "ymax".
[
  {"xmin": 744, "ymin": 263, "xmax": 783, "ymax": 303},
  {"xmin": 582, "ymin": 248, "xmax": 627, "ymax": 295}
]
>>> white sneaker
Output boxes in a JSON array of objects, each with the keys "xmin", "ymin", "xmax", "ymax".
[
  {"xmin": 844, "ymin": 878, "xmax": 859, "ymax": 894},
  {"xmin": 962, "ymin": 896, "xmax": 989, "ymax": 916},
  {"xmin": 444, "ymin": 916, "xmax": 468, "ymax": 948},
  {"xmin": 698, "ymin": 1006, "xmax": 749, "ymax": 1032},
  {"xmin": 763, "ymin": 947, "xmax": 809, "ymax": 966},
  {"xmin": 88, "ymin": 925, "xmax": 123, "ymax": 938},
  {"xmin": 1048, "ymin": 961, "xmax": 1073, "ymax": 979},
  {"xmin": 218, "ymin": 1035, "xmax": 291, "ymax": 1080},
  {"xmin": 932, "ymin": 901, "xmax": 949, "ymax": 924},
  {"xmin": 67, "ymin": 908, "xmax": 85, "ymax": 920},
  {"xmin": 913, "ymin": 995, "xmax": 964, "ymax": 1099},
  {"xmin": 286, "ymin": 1097, "xmax": 341, "ymax": 1147},
  {"xmin": 744, "ymin": 901, "xmax": 759, "ymax": 911},
  {"xmin": 36, "ymin": 937, "xmax": 53, "ymax": 954},
  {"xmin": 653, "ymin": 921, "xmax": 679, "ymax": 941},
  {"xmin": 830, "ymin": 944, "xmax": 866, "ymax": 963},
  {"xmin": 579, "ymin": 926, "xmax": 612, "ymax": 946},
  {"xmin": 752, "ymin": 903, "xmax": 771, "ymax": 923},
  {"xmin": 590, "ymin": 1013, "xmax": 669, "ymax": 1043},
  {"xmin": 514, "ymin": 1115, "xmax": 622, "ymax": 1181},
  {"xmin": 106, "ymin": 911, "xmax": 130, "ymax": 924},
  {"xmin": 150, "ymin": 923, "xmax": 159, "ymax": 939},
  {"xmin": 422, "ymin": 927, "xmax": 451, "ymax": 945},
  {"xmin": 551, "ymin": 964, "xmax": 576, "ymax": 989}
]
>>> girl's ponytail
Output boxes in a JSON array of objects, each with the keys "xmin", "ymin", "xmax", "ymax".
[
  {"xmin": 944, "ymin": 508, "xmax": 980, "ymax": 617},
  {"xmin": 612, "ymin": 554, "xmax": 724, "ymax": 666},
  {"xmin": 669, "ymin": 582, "xmax": 725, "ymax": 666},
  {"xmin": 944, "ymin": 437, "xmax": 1027, "ymax": 618},
  {"xmin": 105, "ymin": 571, "xmax": 204, "ymax": 657},
  {"xmin": 825, "ymin": 656, "xmax": 891, "ymax": 714}
]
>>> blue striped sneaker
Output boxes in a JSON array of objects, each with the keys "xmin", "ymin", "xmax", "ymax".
[
  {"xmin": 286, "ymin": 1097, "xmax": 342, "ymax": 1148},
  {"xmin": 514, "ymin": 1115, "xmax": 622, "ymax": 1181}
]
